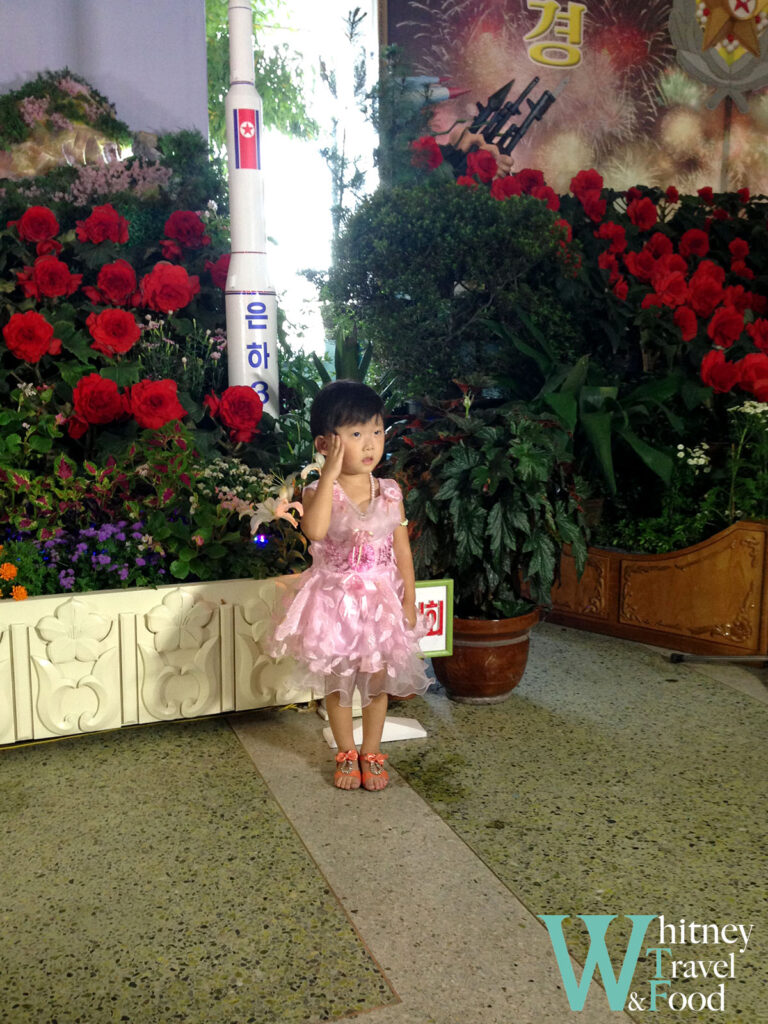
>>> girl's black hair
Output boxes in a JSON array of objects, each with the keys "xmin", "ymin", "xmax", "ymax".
[{"xmin": 310, "ymin": 379, "xmax": 385, "ymax": 437}]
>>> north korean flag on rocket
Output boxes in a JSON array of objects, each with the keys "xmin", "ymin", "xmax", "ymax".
[{"xmin": 233, "ymin": 108, "xmax": 260, "ymax": 170}]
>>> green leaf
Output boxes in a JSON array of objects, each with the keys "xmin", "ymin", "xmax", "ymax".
[
  {"xmin": 170, "ymin": 559, "xmax": 190, "ymax": 579},
  {"xmin": 524, "ymin": 531, "xmax": 556, "ymax": 601},
  {"xmin": 543, "ymin": 392, "xmax": 578, "ymax": 433},
  {"xmin": 617, "ymin": 427, "xmax": 673, "ymax": 484},
  {"xmin": 580, "ymin": 411, "xmax": 616, "ymax": 495},
  {"xmin": 27, "ymin": 434, "xmax": 53, "ymax": 453},
  {"xmin": 101, "ymin": 362, "xmax": 141, "ymax": 387}
]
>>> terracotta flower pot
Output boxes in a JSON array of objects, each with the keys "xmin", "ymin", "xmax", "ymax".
[{"xmin": 432, "ymin": 607, "xmax": 540, "ymax": 704}]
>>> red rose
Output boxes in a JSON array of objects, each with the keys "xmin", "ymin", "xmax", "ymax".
[
  {"xmin": 160, "ymin": 239, "xmax": 183, "ymax": 261},
  {"xmin": 9, "ymin": 205, "xmax": 60, "ymax": 242},
  {"xmin": 653, "ymin": 253, "xmax": 687, "ymax": 278},
  {"xmin": 581, "ymin": 191, "xmax": 607, "ymax": 223},
  {"xmin": 466, "ymin": 149, "xmax": 498, "ymax": 183},
  {"xmin": 737, "ymin": 187, "xmax": 750, "ymax": 204},
  {"xmin": 700, "ymin": 350, "xmax": 739, "ymax": 392},
  {"xmin": 35, "ymin": 239, "xmax": 63, "ymax": 257},
  {"xmin": 598, "ymin": 251, "xmax": 620, "ymax": 283},
  {"xmin": 674, "ymin": 306, "xmax": 698, "ymax": 342},
  {"xmin": 29, "ymin": 255, "xmax": 82, "ymax": 298},
  {"xmin": 697, "ymin": 187, "xmax": 714, "ymax": 205},
  {"xmin": 456, "ymin": 175, "xmax": 478, "ymax": 189},
  {"xmin": 738, "ymin": 353, "xmax": 768, "ymax": 398},
  {"xmin": 665, "ymin": 186, "xmax": 680, "ymax": 203},
  {"xmin": 130, "ymin": 379, "xmax": 187, "ymax": 429},
  {"xmin": 217, "ymin": 385, "xmax": 264, "ymax": 442},
  {"xmin": 731, "ymin": 260, "xmax": 754, "ymax": 281},
  {"xmin": 641, "ymin": 293, "xmax": 664, "ymax": 309},
  {"xmin": 723, "ymin": 285, "xmax": 751, "ymax": 313},
  {"xmin": 688, "ymin": 263, "xmax": 725, "ymax": 317},
  {"xmin": 612, "ymin": 277, "xmax": 628, "ymax": 301},
  {"xmin": 529, "ymin": 185, "xmax": 560, "ymax": 211},
  {"xmin": 410, "ymin": 136, "xmax": 443, "ymax": 170},
  {"xmin": 570, "ymin": 169, "xmax": 603, "ymax": 199},
  {"xmin": 627, "ymin": 197, "xmax": 658, "ymax": 231},
  {"xmin": 2, "ymin": 310, "xmax": 61, "ymax": 362},
  {"xmin": 553, "ymin": 218, "xmax": 573, "ymax": 242},
  {"xmin": 643, "ymin": 233, "xmax": 673, "ymax": 259},
  {"xmin": 164, "ymin": 210, "xmax": 211, "ymax": 249},
  {"xmin": 729, "ymin": 238, "xmax": 749, "ymax": 260},
  {"xmin": 88, "ymin": 258, "xmax": 139, "ymax": 306},
  {"xmin": 746, "ymin": 319, "xmax": 768, "ymax": 354},
  {"xmin": 679, "ymin": 229, "xmax": 709, "ymax": 259},
  {"xmin": 203, "ymin": 392, "xmax": 220, "ymax": 417},
  {"xmin": 707, "ymin": 306, "xmax": 743, "ymax": 348},
  {"xmin": 652, "ymin": 270, "xmax": 688, "ymax": 309},
  {"xmin": 86, "ymin": 309, "xmax": 141, "ymax": 356},
  {"xmin": 76, "ymin": 203, "xmax": 129, "ymax": 244},
  {"xmin": 625, "ymin": 187, "xmax": 643, "ymax": 202},
  {"xmin": 694, "ymin": 260, "xmax": 726, "ymax": 287},
  {"xmin": 490, "ymin": 176, "xmax": 519, "ymax": 200},
  {"xmin": 140, "ymin": 262, "xmax": 200, "ymax": 313},
  {"xmin": 624, "ymin": 250, "xmax": 656, "ymax": 282},
  {"xmin": 712, "ymin": 208, "xmax": 730, "ymax": 222},
  {"xmin": 72, "ymin": 373, "xmax": 123, "ymax": 425},
  {"xmin": 595, "ymin": 221, "xmax": 627, "ymax": 254},
  {"xmin": 514, "ymin": 168, "xmax": 546, "ymax": 193},
  {"xmin": 205, "ymin": 252, "xmax": 231, "ymax": 290}
]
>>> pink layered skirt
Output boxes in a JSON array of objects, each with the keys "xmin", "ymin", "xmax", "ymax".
[{"xmin": 269, "ymin": 561, "xmax": 432, "ymax": 708}]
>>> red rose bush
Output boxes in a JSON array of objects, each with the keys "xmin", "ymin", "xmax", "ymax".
[{"xmin": 0, "ymin": 188, "xmax": 300, "ymax": 595}]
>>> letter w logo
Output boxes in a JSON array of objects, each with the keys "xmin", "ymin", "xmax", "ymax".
[{"xmin": 538, "ymin": 914, "xmax": 657, "ymax": 1011}]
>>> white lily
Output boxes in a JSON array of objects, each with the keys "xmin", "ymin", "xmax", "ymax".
[{"xmin": 249, "ymin": 495, "xmax": 304, "ymax": 533}]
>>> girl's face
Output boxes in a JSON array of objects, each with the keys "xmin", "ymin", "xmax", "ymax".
[{"xmin": 317, "ymin": 415, "xmax": 385, "ymax": 474}]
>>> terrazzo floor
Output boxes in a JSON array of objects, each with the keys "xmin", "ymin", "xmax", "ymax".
[{"xmin": 1, "ymin": 624, "xmax": 766, "ymax": 1024}]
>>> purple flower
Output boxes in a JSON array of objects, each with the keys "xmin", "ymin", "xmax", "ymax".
[
  {"xmin": 119, "ymin": 568, "xmax": 129, "ymax": 580},
  {"xmin": 135, "ymin": 557, "xmax": 146, "ymax": 567}
]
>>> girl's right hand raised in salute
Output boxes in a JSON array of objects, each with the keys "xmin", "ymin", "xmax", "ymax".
[{"xmin": 321, "ymin": 433, "xmax": 345, "ymax": 481}]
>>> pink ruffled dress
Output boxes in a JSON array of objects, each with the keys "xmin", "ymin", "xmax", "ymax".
[{"xmin": 270, "ymin": 477, "xmax": 432, "ymax": 708}]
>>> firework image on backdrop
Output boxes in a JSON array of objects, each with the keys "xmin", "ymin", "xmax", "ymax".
[{"xmin": 381, "ymin": 0, "xmax": 768, "ymax": 192}]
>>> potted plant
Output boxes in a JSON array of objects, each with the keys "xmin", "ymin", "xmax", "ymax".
[{"xmin": 388, "ymin": 396, "xmax": 588, "ymax": 702}]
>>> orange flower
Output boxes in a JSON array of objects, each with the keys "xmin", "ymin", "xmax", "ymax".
[
  {"xmin": 11, "ymin": 585, "xmax": 28, "ymax": 601},
  {"xmin": 0, "ymin": 562, "xmax": 18, "ymax": 580}
]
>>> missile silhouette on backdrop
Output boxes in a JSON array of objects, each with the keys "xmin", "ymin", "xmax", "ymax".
[{"xmin": 224, "ymin": 0, "xmax": 279, "ymax": 418}]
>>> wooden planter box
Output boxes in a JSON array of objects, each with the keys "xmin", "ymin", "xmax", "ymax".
[
  {"xmin": 548, "ymin": 521, "xmax": 768, "ymax": 657},
  {"xmin": 0, "ymin": 577, "xmax": 311, "ymax": 748}
]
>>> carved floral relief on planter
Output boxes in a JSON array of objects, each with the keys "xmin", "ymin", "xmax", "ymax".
[
  {"xmin": 32, "ymin": 598, "xmax": 121, "ymax": 738},
  {"xmin": 0, "ymin": 629, "xmax": 12, "ymax": 746},
  {"xmin": 235, "ymin": 578, "xmax": 309, "ymax": 709},
  {"xmin": 138, "ymin": 589, "xmax": 219, "ymax": 722}
]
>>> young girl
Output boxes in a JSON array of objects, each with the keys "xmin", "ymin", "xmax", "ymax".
[{"xmin": 270, "ymin": 380, "xmax": 431, "ymax": 791}]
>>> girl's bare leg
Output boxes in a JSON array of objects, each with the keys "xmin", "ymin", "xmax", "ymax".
[
  {"xmin": 325, "ymin": 690, "xmax": 359, "ymax": 790},
  {"xmin": 360, "ymin": 674, "xmax": 389, "ymax": 791}
]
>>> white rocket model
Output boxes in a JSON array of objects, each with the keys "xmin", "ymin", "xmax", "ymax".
[{"xmin": 224, "ymin": 0, "xmax": 279, "ymax": 418}]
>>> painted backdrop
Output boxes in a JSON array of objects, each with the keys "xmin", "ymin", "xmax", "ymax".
[{"xmin": 382, "ymin": 0, "xmax": 768, "ymax": 193}]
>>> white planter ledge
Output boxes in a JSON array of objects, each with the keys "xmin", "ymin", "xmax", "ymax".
[{"xmin": 0, "ymin": 577, "xmax": 311, "ymax": 747}]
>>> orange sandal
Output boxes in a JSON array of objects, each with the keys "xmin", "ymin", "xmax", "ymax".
[
  {"xmin": 334, "ymin": 749, "xmax": 361, "ymax": 789},
  {"xmin": 360, "ymin": 752, "xmax": 389, "ymax": 791}
]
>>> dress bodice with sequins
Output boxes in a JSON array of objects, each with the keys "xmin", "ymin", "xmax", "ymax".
[{"xmin": 304, "ymin": 477, "xmax": 403, "ymax": 575}]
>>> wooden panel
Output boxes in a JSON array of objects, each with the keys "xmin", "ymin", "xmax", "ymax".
[
  {"xmin": 619, "ymin": 528, "xmax": 765, "ymax": 651},
  {"xmin": 551, "ymin": 549, "xmax": 612, "ymax": 620},
  {"xmin": 550, "ymin": 522, "xmax": 768, "ymax": 657}
]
